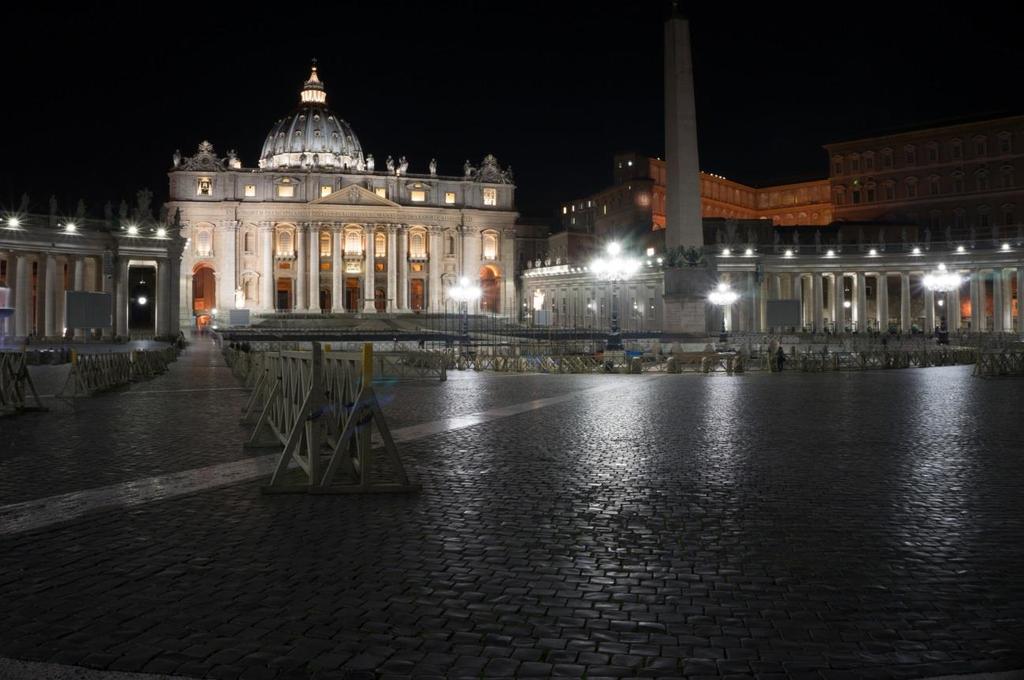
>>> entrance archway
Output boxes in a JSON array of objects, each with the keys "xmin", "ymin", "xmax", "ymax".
[
  {"xmin": 374, "ymin": 287, "xmax": 386, "ymax": 312},
  {"xmin": 276, "ymin": 277, "xmax": 293, "ymax": 311},
  {"xmin": 192, "ymin": 265, "xmax": 216, "ymax": 320},
  {"xmin": 479, "ymin": 266, "xmax": 500, "ymax": 313},
  {"xmin": 319, "ymin": 289, "xmax": 331, "ymax": 312},
  {"xmin": 409, "ymin": 279, "xmax": 425, "ymax": 311}
]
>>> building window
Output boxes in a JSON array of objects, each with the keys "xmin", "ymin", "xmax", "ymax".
[
  {"xmin": 561, "ymin": 206, "xmax": 567, "ymax": 214},
  {"xmin": 409, "ymin": 231, "xmax": 426, "ymax": 258},
  {"xmin": 929, "ymin": 211, "xmax": 941, "ymax": 229},
  {"xmin": 883, "ymin": 183, "xmax": 895, "ymax": 201},
  {"xmin": 906, "ymin": 178, "xmax": 918, "ymax": 198},
  {"xmin": 243, "ymin": 231, "xmax": 254, "ymax": 254},
  {"xmin": 196, "ymin": 229, "xmax": 212, "ymax": 257},
  {"xmin": 926, "ymin": 144, "xmax": 939, "ymax": 163},
  {"xmin": 976, "ymin": 170, "xmax": 990, "ymax": 191},
  {"xmin": 974, "ymin": 136, "xmax": 987, "ymax": 157},
  {"xmin": 952, "ymin": 173, "xmax": 964, "ymax": 193},
  {"xmin": 999, "ymin": 133, "xmax": 1012, "ymax": 154},
  {"xmin": 833, "ymin": 156, "xmax": 843, "ymax": 175},
  {"xmin": 319, "ymin": 231, "xmax": 331, "ymax": 257},
  {"xmin": 881, "ymin": 148, "xmax": 893, "ymax": 169},
  {"xmin": 954, "ymin": 210, "xmax": 966, "ymax": 229},
  {"xmin": 979, "ymin": 209, "xmax": 990, "ymax": 228},
  {"xmin": 904, "ymin": 145, "xmax": 916, "ymax": 165},
  {"xmin": 320, "ymin": 185, "xmax": 333, "ymax": 198},
  {"xmin": 850, "ymin": 154, "xmax": 860, "ymax": 172},
  {"xmin": 375, "ymin": 187, "xmax": 387, "ymax": 199},
  {"xmin": 866, "ymin": 184, "xmax": 876, "ymax": 202},
  {"xmin": 1001, "ymin": 166, "xmax": 1015, "ymax": 189},
  {"xmin": 445, "ymin": 192, "xmax": 456, "ymax": 205},
  {"xmin": 244, "ymin": 184, "xmax": 256, "ymax": 197},
  {"xmin": 1003, "ymin": 205, "xmax": 1015, "ymax": 226},
  {"xmin": 864, "ymin": 153, "xmax": 874, "ymax": 171},
  {"xmin": 371, "ymin": 232, "xmax": 385, "ymax": 256},
  {"xmin": 834, "ymin": 187, "xmax": 845, "ymax": 205},
  {"xmin": 851, "ymin": 189, "xmax": 861, "ymax": 204},
  {"xmin": 447, "ymin": 234, "xmax": 456, "ymax": 255},
  {"xmin": 951, "ymin": 139, "xmax": 962, "ymax": 159},
  {"xmin": 277, "ymin": 182, "xmax": 294, "ymax": 198},
  {"xmin": 345, "ymin": 230, "xmax": 362, "ymax": 254},
  {"xmin": 482, "ymin": 232, "xmax": 498, "ymax": 260},
  {"xmin": 410, "ymin": 190, "xmax": 426, "ymax": 202},
  {"xmin": 276, "ymin": 230, "xmax": 293, "ymax": 257},
  {"xmin": 197, "ymin": 177, "xmax": 212, "ymax": 196},
  {"xmin": 483, "ymin": 187, "xmax": 497, "ymax": 206},
  {"xmin": 928, "ymin": 176, "xmax": 941, "ymax": 196},
  {"xmin": 603, "ymin": 204, "xmax": 608, "ymax": 215}
]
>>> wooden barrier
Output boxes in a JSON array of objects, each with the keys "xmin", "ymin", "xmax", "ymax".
[
  {"xmin": 974, "ymin": 350, "xmax": 1024, "ymax": 377},
  {"xmin": 60, "ymin": 346, "xmax": 180, "ymax": 398},
  {"xmin": 0, "ymin": 351, "xmax": 46, "ymax": 415}
]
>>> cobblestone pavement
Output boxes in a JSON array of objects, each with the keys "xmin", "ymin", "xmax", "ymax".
[{"xmin": 1, "ymin": 344, "xmax": 1023, "ymax": 679}]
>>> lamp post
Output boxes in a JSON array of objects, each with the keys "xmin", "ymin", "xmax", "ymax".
[
  {"xmin": 590, "ymin": 242, "xmax": 639, "ymax": 351},
  {"xmin": 449, "ymin": 276, "xmax": 481, "ymax": 350},
  {"xmin": 708, "ymin": 282, "xmax": 739, "ymax": 344},
  {"xmin": 923, "ymin": 263, "xmax": 962, "ymax": 344}
]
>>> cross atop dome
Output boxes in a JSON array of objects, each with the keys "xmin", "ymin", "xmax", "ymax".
[{"xmin": 300, "ymin": 59, "xmax": 326, "ymax": 104}]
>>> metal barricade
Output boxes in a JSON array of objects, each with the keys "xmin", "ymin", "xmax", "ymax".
[{"xmin": 0, "ymin": 351, "xmax": 46, "ymax": 415}]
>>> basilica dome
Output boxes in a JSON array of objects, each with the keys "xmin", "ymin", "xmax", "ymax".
[{"xmin": 258, "ymin": 64, "xmax": 365, "ymax": 171}]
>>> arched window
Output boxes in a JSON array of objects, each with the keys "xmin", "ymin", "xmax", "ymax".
[
  {"xmin": 447, "ymin": 234, "xmax": 456, "ymax": 255},
  {"xmin": 482, "ymin": 232, "xmax": 498, "ymax": 260},
  {"xmin": 319, "ymin": 231, "xmax": 331, "ymax": 257},
  {"xmin": 409, "ymin": 231, "xmax": 426, "ymax": 258},
  {"xmin": 976, "ymin": 169, "xmax": 990, "ymax": 191},
  {"xmin": 243, "ymin": 231, "xmax": 254, "ymax": 254},
  {"xmin": 276, "ymin": 230, "xmax": 293, "ymax": 257},
  {"xmin": 345, "ymin": 229, "xmax": 362, "ymax": 254},
  {"xmin": 196, "ymin": 229, "xmax": 212, "ymax": 257},
  {"xmin": 374, "ymin": 232, "xmax": 387, "ymax": 256}
]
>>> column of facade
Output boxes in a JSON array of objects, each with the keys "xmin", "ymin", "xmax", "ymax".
[
  {"xmin": 1001, "ymin": 268, "xmax": 1013, "ymax": 331},
  {"xmin": 924, "ymin": 286, "xmax": 935, "ymax": 333},
  {"xmin": 877, "ymin": 273, "xmax": 889, "ymax": 331},
  {"xmin": 295, "ymin": 224, "xmax": 306, "ymax": 311},
  {"xmin": 811, "ymin": 272, "xmax": 824, "ymax": 332},
  {"xmin": 217, "ymin": 221, "xmax": 238, "ymax": 316},
  {"xmin": 428, "ymin": 227, "xmax": 442, "ymax": 311},
  {"xmin": 1, "ymin": 252, "xmax": 13, "ymax": 338},
  {"xmin": 157, "ymin": 258, "xmax": 171, "ymax": 337},
  {"xmin": 751, "ymin": 272, "xmax": 763, "ymax": 332},
  {"xmin": 900, "ymin": 272, "xmax": 911, "ymax": 332},
  {"xmin": 55, "ymin": 258, "xmax": 67, "ymax": 337},
  {"xmin": 331, "ymin": 224, "xmax": 344, "ymax": 312},
  {"xmin": 855, "ymin": 271, "xmax": 867, "ymax": 332},
  {"xmin": 793, "ymin": 274, "xmax": 804, "ymax": 329},
  {"xmin": 101, "ymin": 252, "xmax": 114, "ymax": 339},
  {"xmin": 168, "ymin": 254, "xmax": 181, "ymax": 336},
  {"xmin": 115, "ymin": 257, "xmax": 129, "ymax": 337},
  {"xmin": 992, "ymin": 268, "xmax": 1004, "ymax": 332},
  {"xmin": 397, "ymin": 226, "xmax": 409, "ymax": 312},
  {"xmin": 14, "ymin": 254, "xmax": 30, "ymax": 337},
  {"xmin": 260, "ymin": 225, "xmax": 274, "ymax": 312},
  {"xmin": 308, "ymin": 226, "xmax": 320, "ymax": 312},
  {"xmin": 386, "ymin": 226, "xmax": 398, "ymax": 312},
  {"xmin": 34, "ymin": 254, "xmax": 47, "ymax": 336},
  {"xmin": 771, "ymin": 273, "xmax": 782, "ymax": 300},
  {"xmin": 72, "ymin": 257, "xmax": 87, "ymax": 338},
  {"xmin": 946, "ymin": 288, "xmax": 959, "ymax": 331},
  {"xmin": 363, "ymin": 225, "xmax": 376, "ymax": 312},
  {"xmin": 831, "ymin": 272, "xmax": 843, "ymax": 332}
]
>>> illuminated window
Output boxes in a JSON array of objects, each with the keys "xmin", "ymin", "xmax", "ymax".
[
  {"xmin": 603, "ymin": 204, "xmax": 607, "ymax": 215},
  {"xmin": 197, "ymin": 178, "xmax": 212, "ymax": 196},
  {"xmin": 409, "ymin": 231, "xmax": 426, "ymax": 258},
  {"xmin": 375, "ymin": 187, "xmax": 387, "ymax": 198},
  {"xmin": 319, "ymin": 231, "xmax": 331, "ymax": 257},
  {"xmin": 244, "ymin": 184, "xmax": 256, "ymax": 197},
  {"xmin": 276, "ymin": 230, "xmax": 293, "ymax": 256},
  {"xmin": 374, "ymin": 232, "xmax": 386, "ymax": 256},
  {"xmin": 483, "ymin": 187, "xmax": 497, "ymax": 206},
  {"xmin": 410, "ymin": 190, "xmax": 426, "ymax": 202},
  {"xmin": 277, "ymin": 181, "xmax": 294, "ymax": 198},
  {"xmin": 345, "ymin": 230, "xmax": 362, "ymax": 254},
  {"xmin": 196, "ymin": 229, "xmax": 212, "ymax": 256},
  {"xmin": 561, "ymin": 206, "xmax": 567, "ymax": 214},
  {"xmin": 320, "ymin": 185, "xmax": 333, "ymax": 198},
  {"xmin": 445, "ymin": 192, "xmax": 456, "ymax": 204},
  {"xmin": 482, "ymin": 232, "xmax": 498, "ymax": 260}
]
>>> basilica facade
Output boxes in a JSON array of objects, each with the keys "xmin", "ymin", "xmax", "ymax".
[{"xmin": 166, "ymin": 66, "xmax": 518, "ymax": 329}]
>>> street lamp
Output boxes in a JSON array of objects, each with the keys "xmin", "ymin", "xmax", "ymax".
[
  {"xmin": 590, "ymin": 241, "xmax": 639, "ymax": 351},
  {"xmin": 449, "ymin": 276, "xmax": 481, "ymax": 348},
  {"xmin": 708, "ymin": 282, "xmax": 739, "ymax": 343},
  {"xmin": 923, "ymin": 263, "xmax": 962, "ymax": 343}
]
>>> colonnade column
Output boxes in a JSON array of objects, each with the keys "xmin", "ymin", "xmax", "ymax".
[
  {"xmin": 44, "ymin": 254, "xmax": 58, "ymax": 338},
  {"xmin": 1000, "ymin": 268, "xmax": 1013, "ymax": 331},
  {"xmin": 831, "ymin": 272, "xmax": 843, "ymax": 332},
  {"xmin": 811, "ymin": 272, "xmax": 824, "ymax": 332},
  {"xmin": 855, "ymin": 271, "xmax": 867, "ymax": 332},
  {"xmin": 331, "ymin": 225, "xmax": 344, "ymax": 312},
  {"xmin": 749, "ymin": 271, "xmax": 762, "ymax": 332},
  {"xmin": 157, "ymin": 258, "xmax": 171, "ymax": 337},
  {"xmin": 115, "ymin": 257, "xmax": 129, "ymax": 338},
  {"xmin": 295, "ymin": 224, "xmax": 306, "ymax": 311},
  {"xmin": 900, "ymin": 272, "xmax": 911, "ymax": 332},
  {"xmin": 771, "ymin": 274, "xmax": 781, "ymax": 300},
  {"xmin": 946, "ymin": 288, "xmax": 959, "ymax": 331},
  {"xmin": 992, "ymin": 268, "xmax": 1004, "ymax": 332},
  {"xmin": 363, "ymin": 225, "xmax": 376, "ymax": 312},
  {"xmin": 14, "ymin": 254, "xmax": 30, "ymax": 337},
  {"xmin": 260, "ymin": 225, "xmax": 274, "ymax": 312},
  {"xmin": 2, "ymin": 252, "xmax": 15, "ymax": 338},
  {"xmin": 793, "ymin": 274, "xmax": 804, "ymax": 329},
  {"xmin": 877, "ymin": 273, "xmax": 889, "ymax": 331},
  {"xmin": 969, "ymin": 270, "xmax": 982, "ymax": 331},
  {"xmin": 386, "ymin": 226, "xmax": 397, "ymax": 312},
  {"xmin": 308, "ymin": 226, "xmax": 320, "ymax": 312},
  {"xmin": 924, "ymin": 286, "xmax": 935, "ymax": 334},
  {"xmin": 168, "ymin": 254, "xmax": 181, "ymax": 336}
]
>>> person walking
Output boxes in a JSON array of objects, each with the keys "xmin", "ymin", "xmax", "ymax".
[{"xmin": 776, "ymin": 345, "xmax": 786, "ymax": 372}]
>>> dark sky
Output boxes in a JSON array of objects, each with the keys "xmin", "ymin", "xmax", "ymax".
[{"xmin": 2, "ymin": 2, "xmax": 1022, "ymax": 221}]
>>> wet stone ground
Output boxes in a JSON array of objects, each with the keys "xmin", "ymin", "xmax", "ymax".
[{"xmin": 0, "ymin": 337, "xmax": 1022, "ymax": 679}]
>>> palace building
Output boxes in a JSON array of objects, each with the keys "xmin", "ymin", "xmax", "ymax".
[{"xmin": 166, "ymin": 65, "xmax": 519, "ymax": 329}]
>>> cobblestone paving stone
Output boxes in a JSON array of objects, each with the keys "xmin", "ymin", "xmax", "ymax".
[{"xmin": 1, "ymin": 355, "xmax": 1023, "ymax": 679}]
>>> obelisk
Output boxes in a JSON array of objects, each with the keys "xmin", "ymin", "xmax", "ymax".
[{"xmin": 663, "ymin": 4, "xmax": 702, "ymax": 250}]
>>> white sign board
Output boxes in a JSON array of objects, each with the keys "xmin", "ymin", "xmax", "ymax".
[{"xmin": 65, "ymin": 291, "xmax": 112, "ymax": 329}]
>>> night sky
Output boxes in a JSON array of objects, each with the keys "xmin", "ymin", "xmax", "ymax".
[{"xmin": 2, "ymin": 3, "xmax": 1021, "ymax": 222}]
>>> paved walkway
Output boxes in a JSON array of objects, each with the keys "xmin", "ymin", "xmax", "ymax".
[{"xmin": 0, "ymin": 339, "xmax": 1022, "ymax": 679}]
